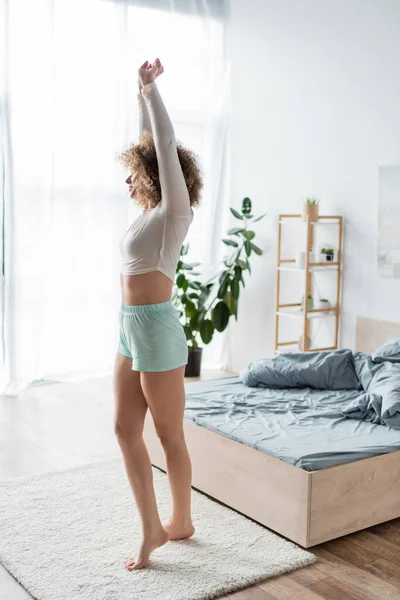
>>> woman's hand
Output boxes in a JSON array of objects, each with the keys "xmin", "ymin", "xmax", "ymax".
[{"xmin": 138, "ymin": 58, "xmax": 164, "ymax": 92}]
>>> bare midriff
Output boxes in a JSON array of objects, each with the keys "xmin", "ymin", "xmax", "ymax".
[{"xmin": 120, "ymin": 271, "xmax": 173, "ymax": 306}]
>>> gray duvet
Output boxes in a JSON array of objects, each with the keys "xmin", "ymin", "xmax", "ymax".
[
  {"xmin": 183, "ymin": 345, "xmax": 400, "ymax": 471},
  {"xmin": 240, "ymin": 349, "xmax": 400, "ymax": 430},
  {"xmin": 184, "ymin": 376, "xmax": 400, "ymax": 471}
]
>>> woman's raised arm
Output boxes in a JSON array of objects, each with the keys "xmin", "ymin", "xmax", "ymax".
[
  {"xmin": 137, "ymin": 80, "xmax": 152, "ymax": 135},
  {"xmin": 138, "ymin": 59, "xmax": 191, "ymax": 217}
]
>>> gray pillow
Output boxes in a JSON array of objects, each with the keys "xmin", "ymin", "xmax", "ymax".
[
  {"xmin": 372, "ymin": 338, "xmax": 400, "ymax": 363},
  {"xmin": 352, "ymin": 351, "xmax": 383, "ymax": 391},
  {"xmin": 368, "ymin": 362, "xmax": 400, "ymax": 429},
  {"xmin": 240, "ymin": 349, "xmax": 360, "ymax": 390}
]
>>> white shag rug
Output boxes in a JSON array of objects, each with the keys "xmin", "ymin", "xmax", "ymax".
[{"xmin": 0, "ymin": 457, "xmax": 316, "ymax": 600}]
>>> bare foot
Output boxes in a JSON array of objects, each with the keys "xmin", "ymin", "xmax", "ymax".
[
  {"xmin": 163, "ymin": 518, "xmax": 195, "ymax": 540},
  {"xmin": 125, "ymin": 527, "xmax": 169, "ymax": 571}
]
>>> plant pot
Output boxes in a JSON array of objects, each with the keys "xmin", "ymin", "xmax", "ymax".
[
  {"xmin": 315, "ymin": 299, "xmax": 331, "ymax": 310},
  {"xmin": 301, "ymin": 295, "xmax": 314, "ymax": 310},
  {"xmin": 298, "ymin": 334, "xmax": 312, "ymax": 351},
  {"xmin": 302, "ymin": 203, "xmax": 319, "ymax": 222},
  {"xmin": 184, "ymin": 347, "xmax": 203, "ymax": 377},
  {"xmin": 325, "ymin": 253, "xmax": 334, "ymax": 262}
]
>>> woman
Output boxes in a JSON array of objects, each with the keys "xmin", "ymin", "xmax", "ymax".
[{"xmin": 113, "ymin": 58, "xmax": 203, "ymax": 571}]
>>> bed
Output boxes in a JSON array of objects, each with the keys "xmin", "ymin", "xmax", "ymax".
[{"xmin": 143, "ymin": 317, "xmax": 400, "ymax": 548}]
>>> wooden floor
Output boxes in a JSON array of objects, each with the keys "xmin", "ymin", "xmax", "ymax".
[{"xmin": 1, "ymin": 369, "xmax": 400, "ymax": 600}]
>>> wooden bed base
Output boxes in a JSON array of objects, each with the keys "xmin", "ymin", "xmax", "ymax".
[{"xmin": 143, "ymin": 317, "xmax": 400, "ymax": 548}]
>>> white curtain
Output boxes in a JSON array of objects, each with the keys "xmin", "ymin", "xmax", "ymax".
[{"xmin": 0, "ymin": 0, "xmax": 231, "ymax": 396}]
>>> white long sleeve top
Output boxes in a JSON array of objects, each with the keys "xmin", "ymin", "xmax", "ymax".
[{"xmin": 119, "ymin": 82, "xmax": 194, "ymax": 282}]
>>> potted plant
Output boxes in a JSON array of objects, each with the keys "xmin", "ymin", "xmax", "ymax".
[
  {"xmin": 172, "ymin": 197, "xmax": 266, "ymax": 377},
  {"xmin": 321, "ymin": 247, "xmax": 335, "ymax": 262},
  {"xmin": 315, "ymin": 297, "xmax": 331, "ymax": 310},
  {"xmin": 302, "ymin": 197, "xmax": 320, "ymax": 222},
  {"xmin": 300, "ymin": 294, "xmax": 314, "ymax": 310}
]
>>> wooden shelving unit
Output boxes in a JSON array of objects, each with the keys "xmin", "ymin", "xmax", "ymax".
[{"xmin": 275, "ymin": 214, "xmax": 343, "ymax": 353}]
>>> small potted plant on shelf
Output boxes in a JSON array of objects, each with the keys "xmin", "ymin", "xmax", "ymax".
[
  {"xmin": 321, "ymin": 247, "xmax": 335, "ymax": 262},
  {"xmin": 300, "ymin": 294, "xmax": 314, "ymax": 310},
  {"xmin": 315, "ymin": 297, "xmax": 331, "ymax": 310},
  {"xmin": 302, "ymin": 197, "xmax": 320, "ymax": 222}
]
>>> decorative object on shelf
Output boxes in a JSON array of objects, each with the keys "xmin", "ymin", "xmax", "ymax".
[
  {"xmin": 173, "ymin": 196, "xmax": 265, "ymax": 376},
  {"xmin": 314, "ymin": 298, "xmax": 331, "ymax": 310},
  {"xmin": 298, "ymin": 334, "xmax": 312, "ymax": 351},
  {"xmin": 302, "ymin": 197, "xmax": 320, "ymax": 222},
  {"xmin": 301, "ymin": 294, "xmax": 314, "ymax": 310},
  {"xmin": 296, "ymin": 251, "xmax": 306, "ymax": 268},
  {"xmin": 321, "ymin": 246, "xmax": 335, "ymax": 262},
  {"xmin": 275, "ymin": 213, "xmax": 343, "ymax": 353}
]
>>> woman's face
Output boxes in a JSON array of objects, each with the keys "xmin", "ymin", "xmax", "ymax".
[{"xmin": 125, "ymin": 174, "xmax": 137, "ymax": 200}]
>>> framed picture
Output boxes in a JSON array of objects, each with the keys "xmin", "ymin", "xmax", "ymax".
[{"xmin": 378, "ymin": 165, "xmax": 400, "ymax": 278}]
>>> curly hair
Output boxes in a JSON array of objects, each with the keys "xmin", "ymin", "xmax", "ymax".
[{"xmin": 118, "ymin": 130, "xmax": 203, "ymax": 210}]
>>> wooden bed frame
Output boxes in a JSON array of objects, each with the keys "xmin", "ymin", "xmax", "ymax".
[{"xmin": 143, "ymin": 317, "xmax": 400, "ymax": 548}]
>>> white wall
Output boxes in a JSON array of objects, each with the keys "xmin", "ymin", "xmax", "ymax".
[{"xmin": 226, "ymin": 0, "xmax": 400, "ymax": 373}]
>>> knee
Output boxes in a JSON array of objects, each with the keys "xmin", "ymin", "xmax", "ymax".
[
  {"xmin": 114, "ymin": 420, "xmax": 142, "ymax": 445},
  {"xmin": 156, "ymin": 426, "xmax": 185, "ymax": 450}
]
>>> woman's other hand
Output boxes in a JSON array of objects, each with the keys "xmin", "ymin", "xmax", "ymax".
[{"xmin": 138, "ymin": 58, "xmax": 164, "ymax": 92}]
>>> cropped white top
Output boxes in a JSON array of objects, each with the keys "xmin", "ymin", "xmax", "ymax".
[{"xmin": 119, "ymin": 81, "xmax": 194, "ymax": 282}]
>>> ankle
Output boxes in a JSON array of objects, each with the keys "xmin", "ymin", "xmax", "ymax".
[
  {"xmin": 142, "ymin": 522, "xmax": 165, "ymax": 538},
  {"xmin": 169, "ymin": 516, "xmax": 193, "ymax": 526}
]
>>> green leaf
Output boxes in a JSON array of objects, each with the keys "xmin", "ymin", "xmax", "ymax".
[
  {"xmin": 245, "ymin": 239, "xmax": 252, "ymax": 256},
  {"xmin": 222, "ymin": 238, "xmax": 239, "ymax": 247},
  {"xmin": 242, "ymin": 230, "xmax": 256, "ymax": 240},
  {"xmin": 212, "ymin": 301, "xmax": 231, "ymax": 332},
  {"xmin": 242, "ymin": 197, "xmax": 252, "ymax": 215},
  {"xmin": 232, "ymin": 297, "xmax": 238, "ymax": 320},
  {"xmin": 176, "ymin": 273, "xmax": 188, "ymax": 291},
  {"xmin": 237, "ymin": 259, "xmax": 248, "ymax": 270},
  {"xmin": 183, "ymin": 325, "xmax": 192, "ymax": 340},
  {"xmin": 217, "ymin": 275, "xmax": 231, "ymax": 299},
  {"xmin": 188, "ymin": 292, "xmax": 198, "ymax": 299},
  {"xmin": 230, "ymin": 278, "xmax": 240, "ymax": 300},
  {"xmin": 200, "ymin": 319, "xmax": 214, "ymax": 344},
  {"xmin": 180, "ymin": 244, "xmax": 189, "ymax": 255},
  {"xmin": 181, "ymin": 262, "xmax": 193, "ymax": 270},
  {"xmin": 252, "ymin": 212, "xmax": 267, "ymax": 222},
  {"xmin": 246, "ymin": 258, "xmax": 252, "ymax": 274},
  {"xmin": 188, "ymin": 281, "xmax": 202, "ymax": 290},
  {"xmin": 250, "ymin": 242, "xmax": 263, "ymax": 255},
  {"xmin": 190, "ymin": 313, "xmax": 200, "ymax": 330},
  {"xmin": 176, "ymin": 260, "xmax": 183, "ymax": 271},
  {"xmin": 230, "ymin": 207, "xmax": 244, "ymax": 220},
  {"xmin": 223, "ymin": 289, "xmax": 233, "ymax": 309},
  {"xmin": 219, "ymin": 270, "xmax": 230, "ymax": 284},
  {"xmin": 198, "ymin": 286, "xmax": 212, "ymax": 308},
  {"xmin": 234, "ymin": 265, "xmax": 242, "ymax": 280},
  {"xmin": 227, "ymin": 227, "xmax": 246, "ymax": 235},
  {"xmin": 185, "ymin": 300, "xmax": 197, "ymax": 318}
]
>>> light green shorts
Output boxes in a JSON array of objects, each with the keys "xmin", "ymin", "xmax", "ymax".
[{"xmin": 117, "ymin": 300, "xmax": 188, "ymax": 372}]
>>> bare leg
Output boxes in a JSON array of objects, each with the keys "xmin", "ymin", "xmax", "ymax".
[
  {"xmin": 113, "ymin": 353, "xmax": 169, "ymax": 570},
  {"xmin": 140, "ymin": 366, "xmax": 195, "ymax": 540}
]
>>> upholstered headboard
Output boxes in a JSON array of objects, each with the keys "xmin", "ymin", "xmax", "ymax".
[{"xmin": 356, "ymin": 317, "xmax": 400, "ymax": 354}]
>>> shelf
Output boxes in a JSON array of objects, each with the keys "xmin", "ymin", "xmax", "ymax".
[
  {"xmin": 279, "ymin": 214, "xmax": 342, "ymax": 222},
  {"xmin": 275, "ymin": 213, "xmax": 343, "ymax": 354},
  {"xmin": 279, "ymin": 219, "xmax": 341, "ymax": 224},
  {"xmin": 277, "ymin": 308, "xmax": 337, "ymax": 319},
  {"xmin": 274, "ymin": 345, "xmax": 338, "ymax": 354},
  {"xmin": 278, "ymin": 263, "xmax": 338, "ymax": 272}
]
